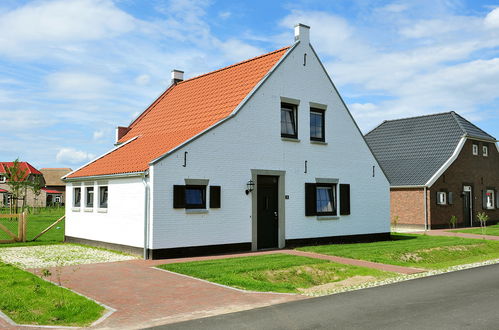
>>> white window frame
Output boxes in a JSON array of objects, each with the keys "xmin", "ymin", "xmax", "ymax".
[
  {"xmin": 486, "ymin": 189, "xmax": 495, "ymax": 210},
  {"xmin": 472, "ymin": 144, "xmax": 478, "ymax": 156},
  {"xmin": 437, "ymin": 191, "xmax": 447, "ymax": 205},
  {"xmin": 483, "ymin": 145, "xmax": 489, "ymax": 157},
  {"xmin": 0, "ymin": 175, "xmax": 5, "ymax": 183},
  {"xmin": 73, "ymin": 187, "xmax": 81, "ymax": 209},
  {"xmin": 85, "ymin": 186, "xmax": 94, "ymax": 211},
  {"xmin": 98, "ymin": 185, "xmax": 108, "ymax": 210}
]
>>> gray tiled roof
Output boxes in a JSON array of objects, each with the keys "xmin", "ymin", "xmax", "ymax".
[{"xmin": 365, "ymin": 112, "xmax": 496, "ymax": 186}]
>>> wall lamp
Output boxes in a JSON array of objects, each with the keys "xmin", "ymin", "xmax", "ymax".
[{"xmin": 245, "ymin": 180, "xmax": 255, "ymax": 195}]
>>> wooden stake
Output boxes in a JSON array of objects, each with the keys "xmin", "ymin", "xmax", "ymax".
[{"xmin": 31, "ymin": 215, "xmax": 65, "ymax": 242}]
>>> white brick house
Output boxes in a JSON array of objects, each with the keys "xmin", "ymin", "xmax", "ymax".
[{"xmin": 63, "ymin": 24, "xmax": 390, "ymax": 259}]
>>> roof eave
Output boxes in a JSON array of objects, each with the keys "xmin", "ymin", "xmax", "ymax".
[{"xmin": 63, "ymin": 171, "xmax": 146, "ymax": 182}]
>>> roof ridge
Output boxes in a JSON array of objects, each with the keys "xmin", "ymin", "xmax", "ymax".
[
  {"xmin": 177, "ymin": 46, "xmax": 290, "ymax": 85},
  {"xmin": 380, "ymin": 111, "xmax": 454, "ymax": 124}
]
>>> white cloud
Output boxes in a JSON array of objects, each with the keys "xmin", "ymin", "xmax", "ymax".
[
  {"xmin": 218, "ymin": 11, "xmax": 231, "ymax": 19},
  {"xmin": 46, "ymin": 72, "xmax": 111, "ymax": 100},
  {"xmin": 93, "ymin": 130, "xmax": 105, "ymax": 140},
  {"xmin": 218, "ymin": 39, "xmax": 264, "ymax": 62},
  {"xmin": 485, "ymin": 8, "xmax": 499, "ymax": 29},
  {"xmin": 56, "ymin": 148, "xmax": 95, "ymax": 164},
  {"xmin": 0, "ymin": 0, "xmax": 135, "ymax": 58},
  {"xmin": 135, "ymin": 74, "xmax": 151, "ymax": 85}
]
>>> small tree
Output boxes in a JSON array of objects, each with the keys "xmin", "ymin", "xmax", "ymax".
[
  {"xmin": 29, "ymin": 175, "xmax": 44, "ymax": 213},
  {"xmin": 449, "ymin": 215, "xmax": 458, "ymax": 229},
  {"xmin": 4, "ymin": 159, "xmax": 28, "ymax": 214},
  {"xmin": 477, "ymin": 211, "xmax": 489, "ymax": 235},
  {"xmin": 392, "ymin": 215, "xmax": 399, "ymax": 231}
]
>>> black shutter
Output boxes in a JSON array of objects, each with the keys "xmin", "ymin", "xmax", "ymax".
[
  {"xmin": 340, "ymin": 184, "xmax": 351, "ymax": 215},
  {"xmin": 209, "ymin": 186, "xmax": 221, "ymax": 208},
  {"xmin": 482, "ymin": 190, "xmax": 487, "ymax": 210},
  {"xmin": 448, "ymin": 192, "xmax": 453, "ymax": 205},
  {"xmin": 305, "ymin": 183, "xmax": 317, "ymax": 216},
  {"xmin": 173, "ymin": 185, "xmax": 185, "ymax": 208}
]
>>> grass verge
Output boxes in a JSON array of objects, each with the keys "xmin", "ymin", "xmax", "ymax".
[
  {"xmin": 452, "ymin": 224, "xmax": 499, "ymax": 236},
  {"xmin": 0, "ymin": 262, "xmax": 104, "ymax": 326},
  {"xmin": 158, "ymin": 253, "xmax": 395, "ymax": 293},
  {"xmin": 298, "ymin": 234, "xmax": 499, "ymax": 270}
]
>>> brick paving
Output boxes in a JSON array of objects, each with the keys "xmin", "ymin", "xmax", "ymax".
[
  {"xmin": 7, "ymin": 247, "xmax": 429, "ymax": 329},
  {"xmin": 412, "ymin": 228, "xmax": 499, "ymax": 241}
]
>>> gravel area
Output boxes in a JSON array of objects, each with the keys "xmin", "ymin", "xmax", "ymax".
[
  {"xmin": 0, "ymin": 244, "xmax": 138, "ymax": 269},
  {"xmin": 303, "ymin": 258, "xmax": 499, "ymax": 297}
]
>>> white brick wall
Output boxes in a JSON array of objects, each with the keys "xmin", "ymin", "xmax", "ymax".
[
  {"xmin": 149, "ymin": 40, "xmax": 390, "ymax": 249},
  {"xmin": 65, "ymin": 177, "xmax": 145, "ymax": 248}
]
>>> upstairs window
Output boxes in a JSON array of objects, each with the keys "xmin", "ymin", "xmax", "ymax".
[
  {"xmin": 310, "ymin": 108, "xmax": 325, "ymax": 142},
  {"xmin": 99, "ymin": 186, "xmax": 108, "ymax": 209},
  {"xmin": 281, "ymin": 103, "xmax": 298, "ymax": 139},
  {"xmin": 85, "ymin": 187, "xmax": 94, "ymax": 208},
  {"xmin": 483, "ymin": 145, "xmax": 489, "ymax": 157},
  {"xmin": 73, "ymin": 187, "xmax": 81, "ymax": 207},
  {"xmin": 472, "ymin": 144, "xmax": 478, "ymax": 156}
]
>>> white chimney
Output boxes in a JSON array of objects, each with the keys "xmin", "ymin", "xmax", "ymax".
[
  {"xmin": 294, "ymin": 23, "xmax": 310, "ymax": 44},
  {"xmin": 171, "ymin": 69, "xmax": 184, "ymax": 84}
]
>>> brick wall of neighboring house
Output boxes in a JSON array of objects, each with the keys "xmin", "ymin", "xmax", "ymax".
[
  {"xmin": 429, "ymin": 139, "xmax": 499, "ymax": 228},
  {"xmin": 0, "ymin": 176, "xmax": 48, "ymax": 208},
  {"xmin": 390, "ymin": 188, "xmax": 426, "ymax": 228}
]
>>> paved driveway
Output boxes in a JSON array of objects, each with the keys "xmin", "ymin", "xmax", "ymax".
[{"xmin": 28, "ymin": 254, "xmax": 304, "ymax": 329}]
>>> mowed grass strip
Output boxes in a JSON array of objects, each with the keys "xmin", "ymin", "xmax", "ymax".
[
  {"xmin": 158, "ymin": 254, "xmax": 394, "ymax": 293},
  {"xmin": 452, "ymin": 224, "xmax": 499, "ymax": 236},
  {"xmin": 0, "ymin": 207, "xmax": 64, "ymax": 245},
  {"xmin": 298, "ymin": 234, "xmax": 499, "ymax": 270},
  {"xmin": 0, "ymin": 262, "xmax": 104, "ymax": 326}
]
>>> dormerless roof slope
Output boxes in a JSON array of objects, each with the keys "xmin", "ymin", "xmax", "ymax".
[
  {"xmin": 67, "ymin": 46, "xmax": 290, "ymax": 179},
  {"xmin": 364, "ymin": 111, "xmax": 496, "ymax": 186}
]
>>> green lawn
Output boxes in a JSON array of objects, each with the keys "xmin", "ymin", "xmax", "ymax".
[
  {"xmin": 158, "ymin": 254, "xmax": 395, "ymax": 293},
  {"xmin": 452, "ymin": 224, "xmax": 499, "ymax": 236},
  {"xmin": 0, "ymin": 262, "xmax": 104, "ymax": 326},
  {"xmin": 0, "ymin": 207, "xmax": 64, "ymax": 244},
  {"xmin": 298, "ymin": 234, "xmax": 499, "ymax": 270}
]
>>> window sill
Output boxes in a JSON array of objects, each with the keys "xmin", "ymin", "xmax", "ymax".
[
  {"xmin": 281, "ymin": 137, "xmax": 300, "ymax": 143},
  {"xmin": 185, "ymin": 209, "xmax": 209, "ymax": 214},
  {"xmin": 317, "ymin": 215, "xmax": 340, "ymax": 220},
  {"xmin": 72, "ymin": 207, "xmax": 80, "ymax": 212},
  {"xmin": 97, "ymin": 208, "xmax": 108, "ymax": 213},
  {"xmin": 310, "ymin": 140, "xmax": 327, "ymax": 145},
  {"xmin": 84, "ymin": 208, "xmax": 94, "ymax": 212}
]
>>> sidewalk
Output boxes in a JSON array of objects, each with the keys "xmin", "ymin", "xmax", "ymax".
[{"xmin": 411, "ymin": 228, "xmax": 499, "ymax": 241}]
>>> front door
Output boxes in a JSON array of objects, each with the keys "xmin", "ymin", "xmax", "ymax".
[
  {"xmin": 257, "ymin": 175, "xmax": 279, "ymax": 249},
  {"xmin": 463, "ymin": 186, "xmax": 473, "ymax": 227}
]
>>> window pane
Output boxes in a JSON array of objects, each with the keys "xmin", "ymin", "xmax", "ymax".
[
  {"xmin": 74, "ymin": 188, "xmax": 81, "ymax": 207},
  {"xmin": 86, "ymin": 187, "xmax": 94, "ymax": 207},
  {"xmin": 185, "ymin": 187, "xmax": 205, "ymax": 207},
  {"xmin": 316, "ymin": 187, "xmax": 333, "ymax": 213},
  {"xmin": 310, "ymin": 111, "xmax": 323, "ymax": 140},
  {"xmin": 281, "ymin": 107, "xmax": 296, "ymax": 136},
  {"xmin": 99, "ymin": 186, "xmax": 108, "ymax": 208}
]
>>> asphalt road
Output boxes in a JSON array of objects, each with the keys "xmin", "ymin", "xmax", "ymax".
[{"xmin": 150, "ymin": 263, "xmax": 499, "ymax": 330}]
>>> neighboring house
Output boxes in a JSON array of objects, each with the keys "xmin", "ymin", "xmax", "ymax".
[
  {"xmin": 0, "ymin": 162, "xmax": 45, "ymax": 207},
  {"xmin": 40, "ymin": 168, "xmax": 72, "ymax": 206},
  {"xmin": 365, "ymin": 112, "xmax": 499, "ymax": 230},
  {"xmin": 63, "ymin": 24, "xmax": 390, "ymax": 259}
]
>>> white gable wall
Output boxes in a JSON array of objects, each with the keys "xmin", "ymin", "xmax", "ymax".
[
  {"xmin": 65, "ymin": 176, "xmax": 145, "ymax": 248},
  {"xmin": 150, "ymin": 41, "xmax": 390, "ymax": 250}
]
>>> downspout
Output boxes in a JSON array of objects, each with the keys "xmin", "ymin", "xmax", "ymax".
[
  {"xmin": 142, "ymin": 174, "xmax": 150, "ymax": 260},
  {"xmin": 424, "ymin": 186, "xmax": 428, "ymax": 231}
]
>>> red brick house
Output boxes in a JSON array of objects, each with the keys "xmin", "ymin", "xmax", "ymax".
[{"xmin": 365, "ymin": 112, "xmax": 499, "ymax": 230}]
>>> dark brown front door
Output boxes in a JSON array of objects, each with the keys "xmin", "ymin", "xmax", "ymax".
[{"xmin": 257, "ymin": 175, "xmax": 279, "ymax": 249}]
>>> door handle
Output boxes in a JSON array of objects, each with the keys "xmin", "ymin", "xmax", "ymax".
[{"xmin": 274, "ymin": 211, "xmax": 278, "ymax": 219}]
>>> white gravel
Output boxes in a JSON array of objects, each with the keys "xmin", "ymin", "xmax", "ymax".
[{"xmin": 0, "ymin": 244, "xmax": 138, "ymax": 269}]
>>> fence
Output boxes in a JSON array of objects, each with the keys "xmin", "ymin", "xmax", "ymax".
[{"xmin": 0, "ymin": 212, "xmax": 26, "ymax": 243}]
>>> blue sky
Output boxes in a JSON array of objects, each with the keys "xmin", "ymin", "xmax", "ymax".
[{"xmin": 1, "ymin": 0, "xmax": 498, "ymax": 169}]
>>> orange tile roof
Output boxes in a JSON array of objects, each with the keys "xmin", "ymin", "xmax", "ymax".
[{"xmin": 67, "ymin": 46, "xmax": 290, "ymax": 179}]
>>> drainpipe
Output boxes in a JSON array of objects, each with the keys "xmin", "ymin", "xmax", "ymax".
[
  {"xmin": 142, "ymin": 174, "xmax": 150, "ymax": 260},
  {"xmin": 424, "ymin": 186, "xmax": 428, "ymax": 231}
]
